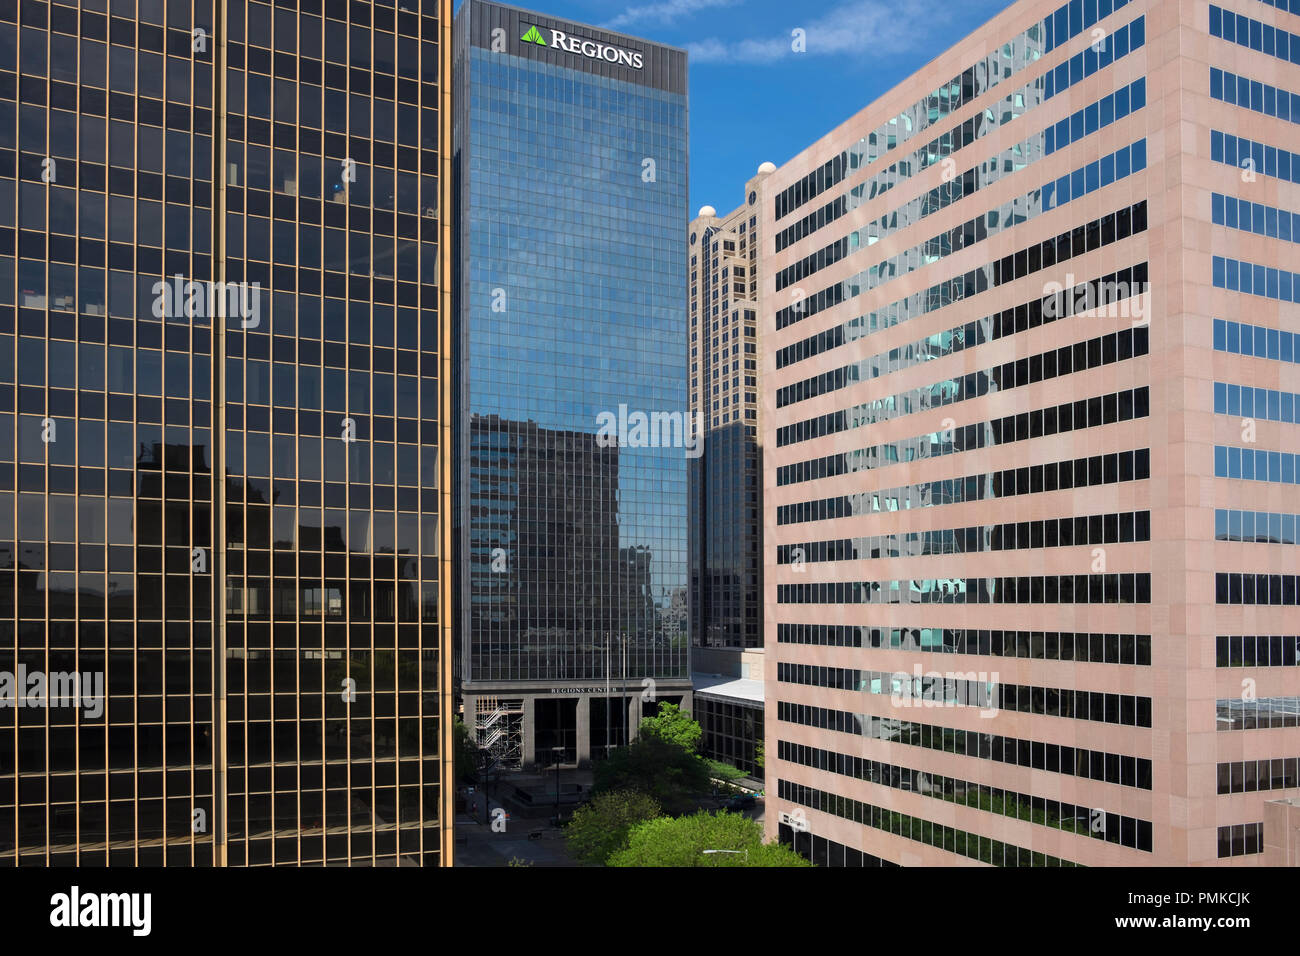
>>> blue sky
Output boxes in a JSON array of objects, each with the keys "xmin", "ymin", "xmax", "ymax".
[{"xmin": 458, "ymin": 0, "xmax": 1016, "ymax": 212}]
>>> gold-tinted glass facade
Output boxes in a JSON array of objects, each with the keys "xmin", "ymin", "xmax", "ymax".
[{"xmin": 0, "ymin": 0, "xmax": 452, "ymax": 867}]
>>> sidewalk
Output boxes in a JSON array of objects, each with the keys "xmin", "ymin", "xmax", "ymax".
[{"xmin": 453, "ymin": 812, "xmax": 579, "ymax": 867}]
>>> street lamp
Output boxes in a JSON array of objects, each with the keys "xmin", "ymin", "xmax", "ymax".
[
  {"xmin": 552, "ymin": 745, "xmax": 564, "ymax": 825},
  {"xmin": 476, "ymin": 748, "xmax": 493, "ymax": 826},
  {"xmin": 702, "ymin": 848, "xmax": 749, "ymax": 864},
  {"xmin": 604, "ymin": 633, "xmax": 629, "ymax": 760},
  {"xmin": 605, "ymin": 632, "xmax": 612, "ymax": 761}
]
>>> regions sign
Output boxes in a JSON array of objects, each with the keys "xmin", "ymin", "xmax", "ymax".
[{"xmin": 521, "ymin": 25, "xmax": 644, "ymax": 70}]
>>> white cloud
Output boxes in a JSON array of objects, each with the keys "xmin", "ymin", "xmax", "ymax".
[
  {"xmin": 605, "ymin": 0, "xmax": 743, "ymax": 32},
  {"xmin": 687, "ymin": 0, "xmax": 970, "ymax": 64}
]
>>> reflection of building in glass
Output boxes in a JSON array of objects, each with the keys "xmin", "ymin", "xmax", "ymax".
[
  {"xmin": 453, "ymin": 0, "xmax": 690, "ymax": 770},
  {"xmin": 0, "ymin": 1, "xmax": 452, "ymax": 866},
  {"xmin": 467, "ymin": 415, "xmax": 628, "ymax": 681}
]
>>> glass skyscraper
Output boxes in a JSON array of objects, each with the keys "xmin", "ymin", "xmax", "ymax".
[
  {"xmin": 0, "ymin": 0, "xmax": 452, "ymax": 867},
  {"xmin": 453, "ymin": 0, "xmax": 689, "ymax": 770}
]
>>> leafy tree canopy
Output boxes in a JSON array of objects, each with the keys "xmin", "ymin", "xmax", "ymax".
[
  {"xmin": 593, "ymin": 732, "xmax": 711, "ymax": 814},
  {"xmin": 564, "ymin": 790, "xmax": 663, "ymax": 865},
  {"xmin": 638, "ymin": 702, "xmax": 702, "ymax": 753},
  {"xmin": 704, "ymin": 759, "xmax": 747, "ymax": 783},
  {"xmin": 607, "ymin": 811, "xmax": 811, "ymax": 867}
]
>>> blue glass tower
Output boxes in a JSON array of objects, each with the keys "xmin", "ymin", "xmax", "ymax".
[{"xmin": 453, "ymin": 0, "xmax": 689, "ymax": 769}]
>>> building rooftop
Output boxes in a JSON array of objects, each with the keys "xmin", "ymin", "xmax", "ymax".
[{"xmin": 691, "ymin": 673, "xmax": 764, "ymax": 705}]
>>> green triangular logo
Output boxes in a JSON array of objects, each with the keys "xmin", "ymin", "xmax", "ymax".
[{"xmin": 521, "ymin": 25, "xmax": 547, "ymax": 45}]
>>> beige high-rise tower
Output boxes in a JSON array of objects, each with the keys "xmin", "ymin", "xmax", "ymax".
[{"xmin": 689, "ymin": 164, "xmax": 775, "ymax": 776}]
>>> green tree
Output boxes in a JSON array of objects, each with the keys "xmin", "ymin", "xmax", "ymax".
[
  {"xmin": 564, "ymin": 790, "xmax": 663, "ymax": 865},
  {"xmin": 607, "ymin": 811, "xmax": 811, "ymax": 867},
  {"xmin": 593, "ymin": 733, "xmax": 710, "ymax": 814},
  {"xmin": 754, "ymin": 738, "xmax": 765, "ymax": 771},
  {"xmin": 704, "ymin": 759, "xmax": 746, "ymax": 784},
  {"xmin": 638, "ymin": 702, "xmax": 702, "ymax": 753}
]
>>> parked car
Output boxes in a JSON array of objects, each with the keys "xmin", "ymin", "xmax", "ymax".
[{"xmin": 724, "ymin": 793, "xmax": 757, "ymax": 811}]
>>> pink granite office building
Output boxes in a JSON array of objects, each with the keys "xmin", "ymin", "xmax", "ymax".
[{"xmin": 763, "ymin": 0, "xmax": 1300, "ymax": 865}]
